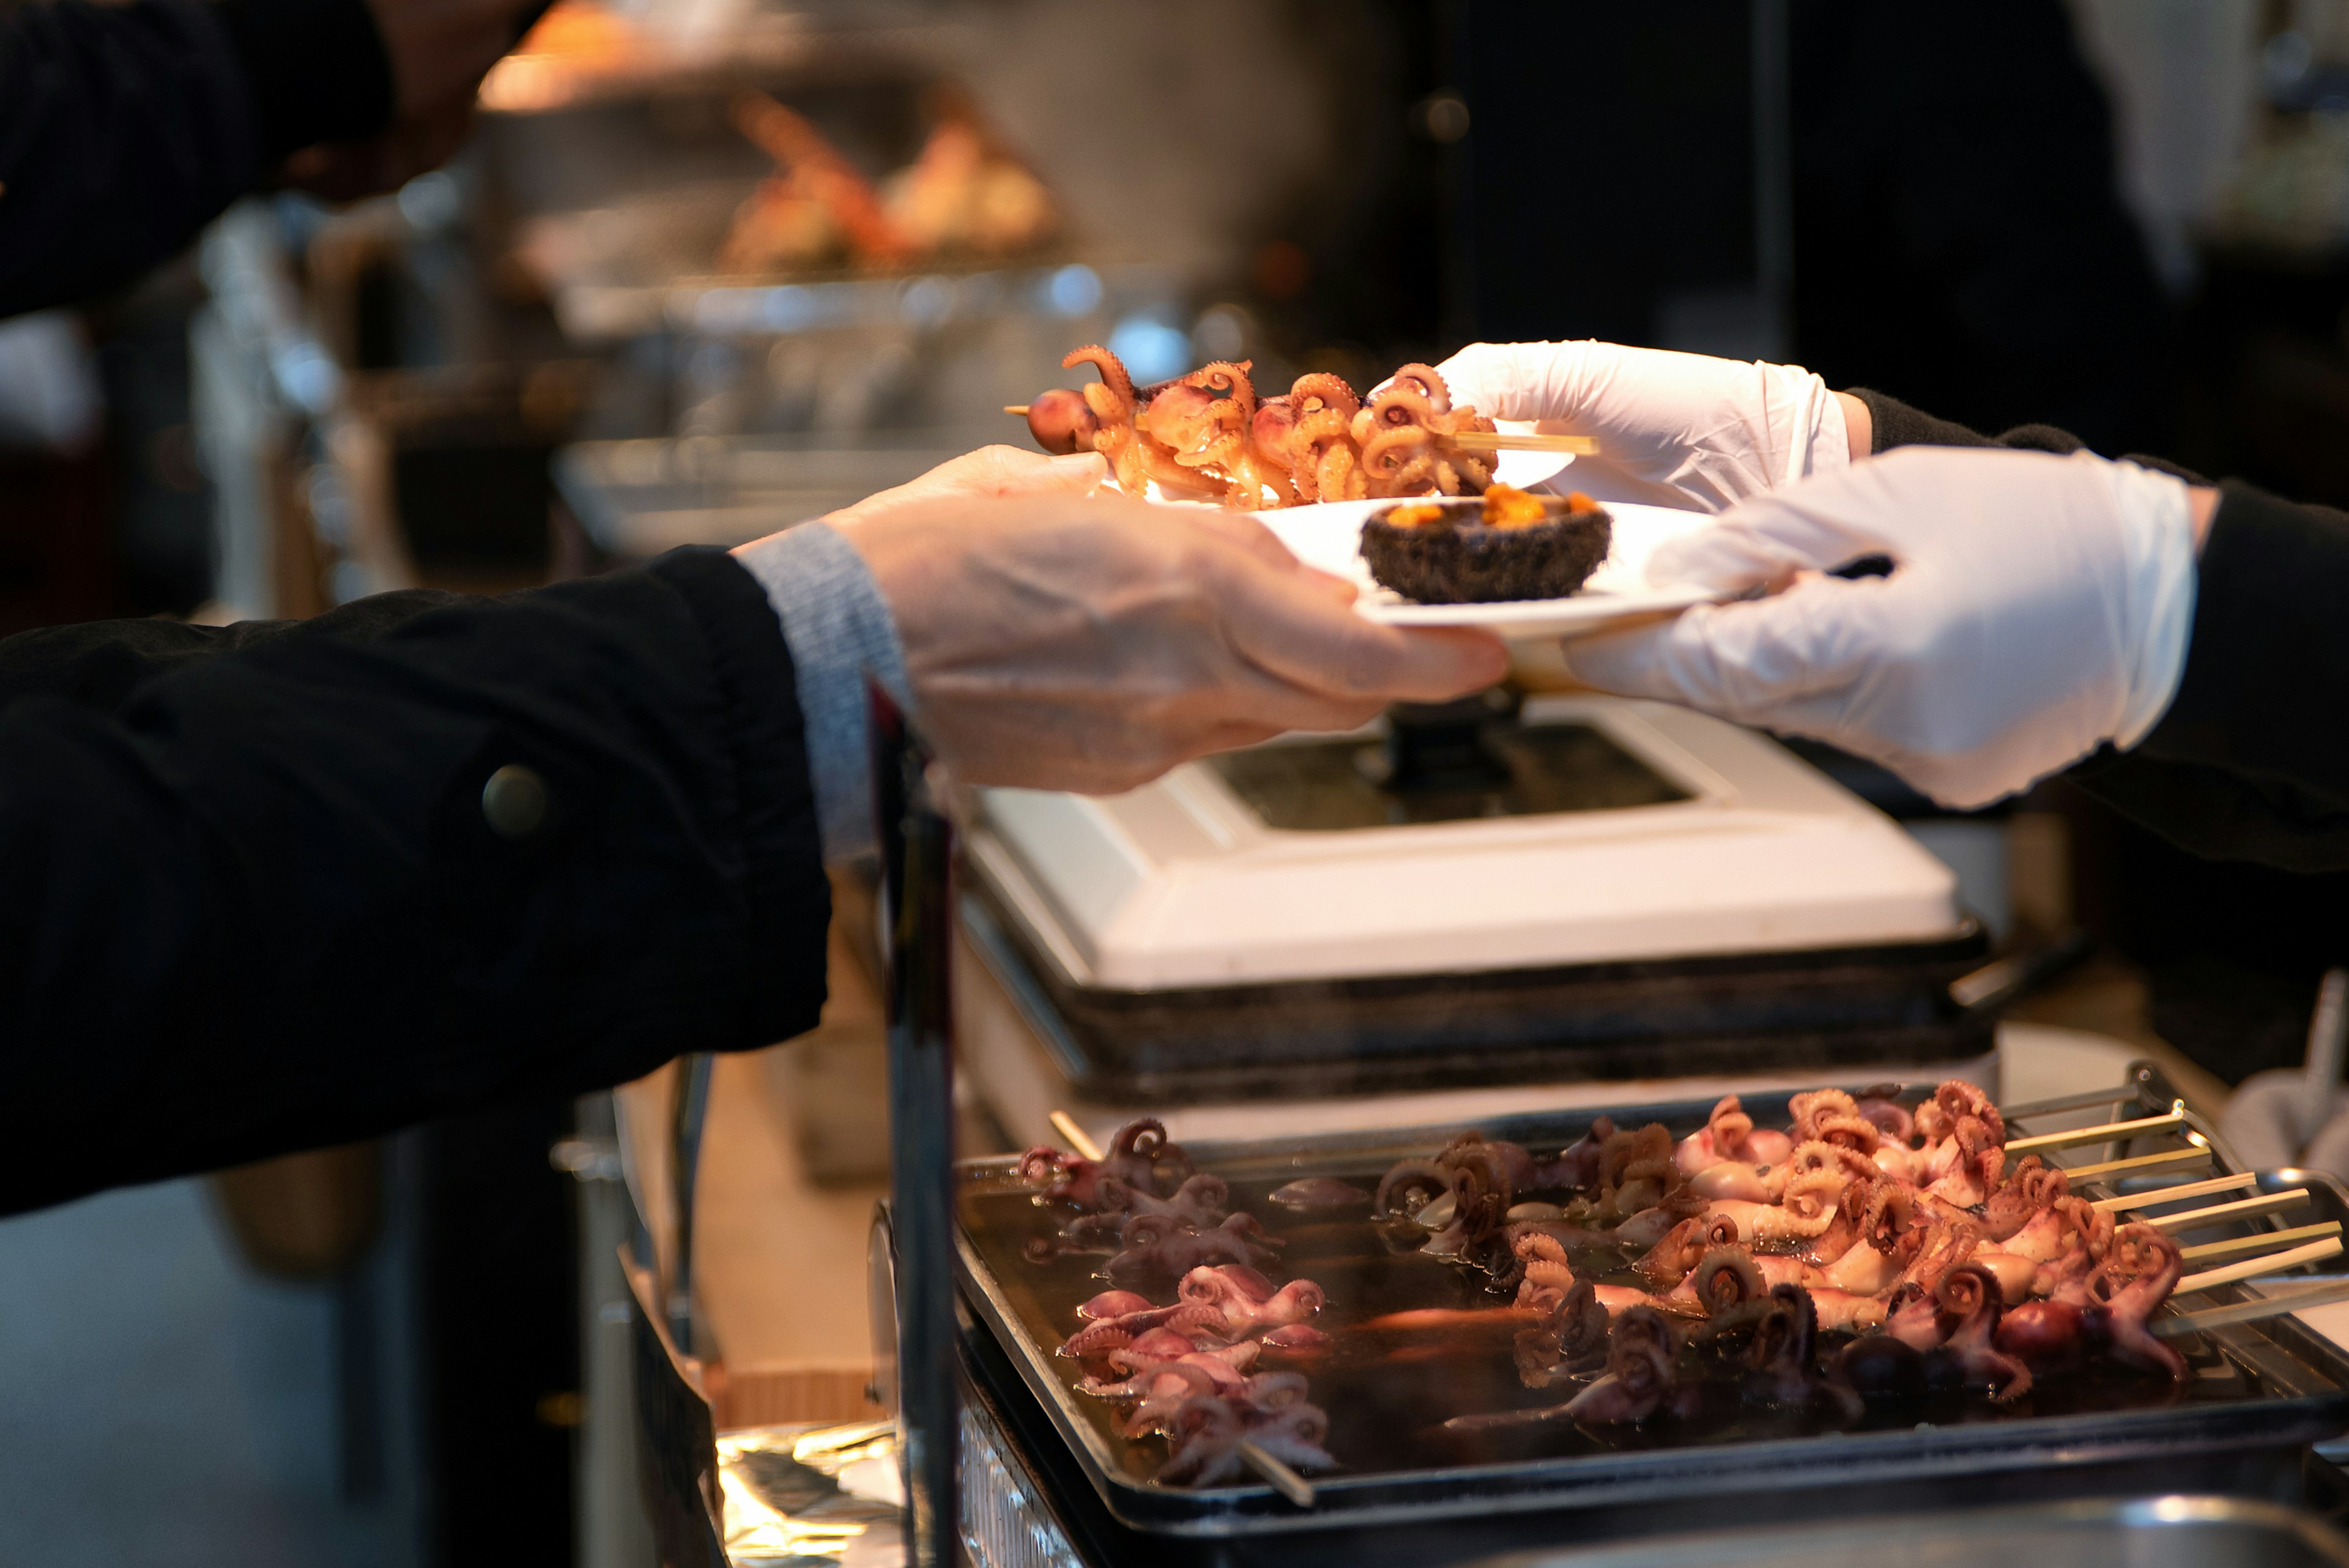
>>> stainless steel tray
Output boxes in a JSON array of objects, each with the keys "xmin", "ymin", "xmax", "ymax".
[
  {"xmin": 1458, "ymin": 1494, "xmax": 2349, "ymax": 1568},
  {"xmin": 954, "ymin": 1069, "xmax": 2349, "ymax": 1540}
]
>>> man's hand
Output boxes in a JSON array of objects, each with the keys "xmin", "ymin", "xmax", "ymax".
[
  {"xmin": 831, "ymin": 445, "xmax": 1109, "ymax": 521},
  {"xmin": 834, "ymin": 490, "xmax": 1509, "ymax": 794},
  {"xmin": 1433, "ymin": 340, "xmax": 1856, "ymax": 513},
  {"xmin": 1559, "ymin": 447, "xmax": 2201, "ymax": 809}
]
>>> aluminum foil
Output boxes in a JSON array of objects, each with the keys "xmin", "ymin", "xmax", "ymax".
[{"xmin": 717, "ymin": 1419, "xmax": 904, "ymax": 1568}]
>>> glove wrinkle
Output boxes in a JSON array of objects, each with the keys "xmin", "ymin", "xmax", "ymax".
[{"xmin": 1564, "ymin": 446, "xmax": 2197, "ymax": 811}]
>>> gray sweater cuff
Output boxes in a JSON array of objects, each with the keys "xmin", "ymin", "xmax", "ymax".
[{"xmin": 730, "ymin": 521, "xmax": 912, "ymax": 862}]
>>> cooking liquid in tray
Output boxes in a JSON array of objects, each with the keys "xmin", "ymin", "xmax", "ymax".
[{"xmin": 959, "ymin": 1172, "xmax": 2254, "ymax": 1484}]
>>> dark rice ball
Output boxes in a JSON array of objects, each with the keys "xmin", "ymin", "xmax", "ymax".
[{"xmin": 1360, "ymin": 499, "xmax": 1612, "ymax": 604}]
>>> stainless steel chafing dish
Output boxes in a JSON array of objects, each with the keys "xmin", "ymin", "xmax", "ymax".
[
  {"xmin": 944, "ymin": 1069, "xmax": 2349, "ymax": 1567},
  {"xmin": 835, "ymin": 696, "xmax": 2349, "ymax": 1568}
]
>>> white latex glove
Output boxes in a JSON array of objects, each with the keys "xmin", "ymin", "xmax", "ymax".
[
  {"xmin": 1433, "ymin": 340, "xmax": 1853, "ymax": 512},
  {"xmin": 1560, "ymin": 446, "xmax": 2198, "ymax": 809}
]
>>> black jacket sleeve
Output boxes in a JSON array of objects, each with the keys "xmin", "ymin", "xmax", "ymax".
[
  {"xmin": 0, "ymin": 0, "xmax": 393, "ymax": 318},
  {"xmin": 2069, "ymin": 485, "xmax": 2349, "ymax": 869},
  {"xmin": 0, "ymin": 548, "xmax": 828, "ymax": 1216},
  {"xmin": 1854, "ymin": 388, "xmax": 2349, "ymax": 869}
]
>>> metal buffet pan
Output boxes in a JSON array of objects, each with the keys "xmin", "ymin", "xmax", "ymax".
[
  {"xmin": 952, "ymin": 1068, "xmax": 2349, "ymax": 1558},
  {"xmin": 1455, "ymin": 1495, "xmax": 2349, "ymax": 1568}
]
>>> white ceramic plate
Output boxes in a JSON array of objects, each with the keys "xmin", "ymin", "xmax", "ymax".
[{"xmin": 1257, "ymin": 497, "xmax": 1724, "ymax": 641}]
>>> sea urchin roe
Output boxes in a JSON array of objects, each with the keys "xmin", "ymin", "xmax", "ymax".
[
  {"xmin": 1385, "ymin": 502, "xmax": 1447, "ymax": 528},
  {"xmin": 1479, "ymin": 484, "xmax": 1551, "ymax": 529},
  {"xmin": 1563, "ymin": 491, "xmax": 1602, "ymax": 515}
]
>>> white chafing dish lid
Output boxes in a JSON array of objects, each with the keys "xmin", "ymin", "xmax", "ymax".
[{"xmin": 971, "ymin": 696, "xmax": 1964, "ymax": 992}]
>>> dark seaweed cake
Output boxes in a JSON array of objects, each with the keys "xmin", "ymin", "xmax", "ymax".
[{"xmin": 1360, "ymin": 497, "xmax": 1612, "ymax": 604}]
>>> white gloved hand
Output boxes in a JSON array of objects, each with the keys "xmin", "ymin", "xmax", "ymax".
[
  {"xmin": 1433, "ymin": 340, "xmax": 1852, "ymax": 511},
  {"xmin": 1560, "ymin": 446, "xmax": 2199, "ymax": 809}
]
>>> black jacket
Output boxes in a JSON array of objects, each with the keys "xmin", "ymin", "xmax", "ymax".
[
  {"xmin": 1857, "ymin": 389, "xmax": 2349, "ymax": 871},
  {"xmin": 0, "ymin": 548, "xmax": 827, "ymax": 1214},
  {"xmin": 0, "ymin": 0, "xmax": 392, "ymax": 316}
]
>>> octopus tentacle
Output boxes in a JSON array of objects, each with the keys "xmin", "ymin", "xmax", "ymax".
[
  {"xmin": 2088, "ymin": 1222, "xmax": 2188, "ymax": 1381},
  {"xmin": 1936, "ymin": 1261, "xmax": 2033, "ymax": 1403},
  {"xmin": 1510, "ymin": 1229, "xmax": 1577, "ymax": 1310},
  {"xmin": 1386, "ymin": 362, "xmax": 1452, "ymax": 415},
  {"xmin": 1561, "ymin": 1304, "xmax": 1679, "ymax": 1424},
  {"xmin": 1787, "ymin": 1090, "xmax": 1859, "ymax": 1144},
  {"xmin": 1691, "ymin": 1246, "xmax": 1767, "ymax": 1315},
  {"xmin": 1375, "ymin": 1159, "xmax": 1452, "ymax": 1220},
  {"xmin": 1062, "ymin": 344, "xmax": 1135, "ymax": 409}
]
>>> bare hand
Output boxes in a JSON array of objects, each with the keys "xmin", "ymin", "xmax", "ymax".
[
  {"xmin": 831, "ymin": 445, "xmax": 1109, "ymax": 520},
  {"xmin": 836, "ymin": 491, "xmax": 1509, "ymax": 793}
]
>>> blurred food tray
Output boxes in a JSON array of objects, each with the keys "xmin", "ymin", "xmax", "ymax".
[
  {"xmin": 554, "ymin": 429, "xmax": 995, "ymax": 555},
  {"xmin": 538, "ymin": 258, "xmax": 1146, "ymax": 344},
  {"xmin": 478, "ymin": 8, "xmax": 951, "ymax": 117}
]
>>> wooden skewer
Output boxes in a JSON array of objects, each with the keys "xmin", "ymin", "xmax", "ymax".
[
  {"xmin": 1004, "ymin": 404, "xmax": 1031, "ymax": 416},
  {"xmin": 2175, "ymin": 1236, "xmax": 2343, "ymax": 1295},
  {"xmin": 1435, "ymin": 431, "xmax": 1600, "ymax": 455},
  {"xmin": 2151, "ymin": 1278, "xmax": 2349, "ymax": 1339},
  {"xmin": 2178, "ymin": 1221, "xmax": 2342, "ymax": 1265},
  {"xmin": 2005, "ymin": 1111, "xmax": 2185, "ymax": 1156},
  {"xmin": 2061, "ymin": 1145, "xmax": 2211, "ymax": 1182},
  {"xmin": 2137, "ymin": 1188, "xmax": 2312, "ymax": 1234},
  {"xmin": 2093, "ymin": 1172, "xmax": 2258, "ymax": 1213},
  {"xmin": 1050, "ymin": 1110, "xmax": 1104, "ymax": 1164},
  {"xmin": 1236, "ymin": 1439, "xmax": 1316, "ymax": 1507}
]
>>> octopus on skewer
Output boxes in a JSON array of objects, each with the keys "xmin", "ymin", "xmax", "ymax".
[
  {"xmin": 1020, "ymin": 1117, "xmax": 1304, "ymax": 1296},
  {"xmin": 1023, "ymin": 351, "xmax": 1501, "ymax": 510},
  {"xmin": 1351, "ymin": 364, "xmax": 1497, "ymax": 500},
  {"xmin": 1027, "ymin": 1079, "xmax": 2218, "ymax": 1478},
  {"xmin": 1056, "ymin": 1262, "xmax": 1337, "ymax": 1488},
  {"xmin": 1386, "ymin": 1077, "xmax": 2208, "ymax": 1442},
  {"xmin": 1020, "ymin": 1115, "xmax": 1195, "ymax": 1209}
]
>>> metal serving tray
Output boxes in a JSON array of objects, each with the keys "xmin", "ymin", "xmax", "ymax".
[
  {"xmin": 1460, "ymin": 1494, "xmax": 2349, "ymax": 1568},
  {"xmin": 953, "ymin": 1071, "xmax": 2349, "ymax": 1548}
]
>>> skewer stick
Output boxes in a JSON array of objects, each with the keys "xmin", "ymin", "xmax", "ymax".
[
  {"xmin": 1049, "ymin": 1110, "xmax": 1104, "ymax": 1164},
  {"xmin": 1004, "ymin": 404, "xmax": 1030, "ymax": 416},
  {"xmin": 2136, "ymin": 1188, "xmax": 2312, "ymax": 1233},
  {"xmin": 1236, "ymin": 1440, "xmax": 1316, "ymax": 1507},
  {"xmin": 2178, "ymin": 1221, "xmax": 2342, "ymax": 1265},
  {"xmin": 2060, "ymin": 1145, "xmax": 2211, "ymax": 1182},
  {"xmin": 1435, "ymin": 431, "xmax": 1601, "ymax": 455},
  {"xmin": 2092, "ymin": 1172, "xmax": 2258, "ymax": 1213},
  {"xmin": 2005, "ymin": 1111, "xmax": 2184, "ymax": 1155},
  {"xmin": 2151, "ymin": 1278, "xmax": 2349, "ymax": 1339},
  {"xmin": 2175, "ymin": 1236, "xmax": 2343, "ymax": 1295}
]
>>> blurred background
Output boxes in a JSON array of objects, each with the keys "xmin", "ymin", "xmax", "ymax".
[{"xmin": 8, "ymin": 1, "xmax": 2349, "ymax": 1562}]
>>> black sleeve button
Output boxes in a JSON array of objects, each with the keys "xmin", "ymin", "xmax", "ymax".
[{"xmin": 482, "ymin": 764, "xmax": 549, "ymax": 839}]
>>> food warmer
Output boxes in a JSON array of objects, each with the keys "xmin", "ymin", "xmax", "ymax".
[
  {"xmin": 942, "ymin": 1082, "xmax": 2349, "ymax": 1568},
  {"xmin": 807, "ymin": 696, "xmax": 2349, "ymax": 1568},
  {"xmin": 957, "ymin": 690, "xmax": 1997, "ymax": 1149}
]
